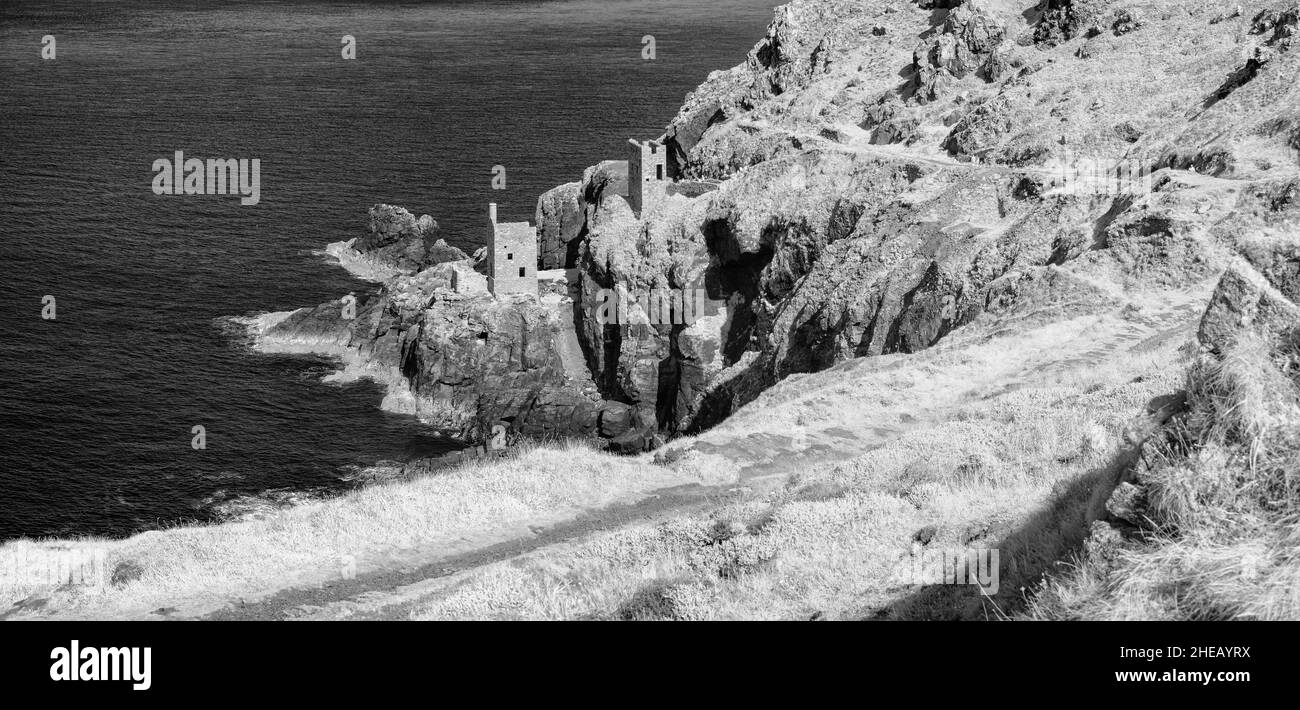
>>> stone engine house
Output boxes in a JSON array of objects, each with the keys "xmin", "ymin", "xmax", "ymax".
[
  {"xmin": 627, "ymin": 138, "xmax": 669, "ymax": 215},
  {"xmin": 486, "ymin": 202, "xmax": 538, "ymax": 297}
]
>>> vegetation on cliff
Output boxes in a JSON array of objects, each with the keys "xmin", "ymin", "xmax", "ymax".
[{"xmin": 3, "ymin": 0, "xmax": 1297, "ymax": 620}]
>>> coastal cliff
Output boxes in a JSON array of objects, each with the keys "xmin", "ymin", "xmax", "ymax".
[
  {"xmin": 533, "ymin": 0, "xmax": 1300, "ymax": 442},
  {"xmin": 11, "ymin": 0, "xmax": 1299, "ymax": 623},
  {"xmin": 259, "ymin": 0, "xmax": 1298, "ymax": 457},
  {"xmin": 216, "ymin": 0, "xmax": 1300, "ymax": 621},
  {"xmin": 255, "ymin": 204, "xmax": 642, "ymax": 447}
]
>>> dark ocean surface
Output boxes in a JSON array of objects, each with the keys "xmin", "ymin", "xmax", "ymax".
[{"xmin": 0, "ymin": 0, "xmax": 775, "ymax": 539}]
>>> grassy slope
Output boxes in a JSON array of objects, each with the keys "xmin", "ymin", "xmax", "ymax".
[
  {"xmin": 4, "ymin": 0, "xmax": 1298, "ymax": 620},
  {"xmin": 1, "ymin": 270, "xmax": 1210, "ymax": 620},
  {"xmin": 0, "ymin": 444, "xmax": 701, "ymax": 619},
  {"xmin": 397, "ymin": 286, "xmax": 1207, "ymax": 620},
  {"xmin": 1026, "ymin": 282, "xmax": 1300, "ymax": 619}
]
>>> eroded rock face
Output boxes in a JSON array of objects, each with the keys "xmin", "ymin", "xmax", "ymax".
[
  {"xmin": 263, "ymin": 0, "xmax": 1300, "ymax": 454},
  {"xmin": 1033, "ymin": 0, "xmax": 1114, "ymax": 45},
  {"xmin": 353, "ymin": 204, "xmax": 467, "ymax": 275},
  {"xmin": 861, "ymin": 98, "xmax": 922, "ymax": 145},
  {"xmin": 745, "ymin": 2, "xmax": 839, "ymax": 101},
  {"xmin": 263, "ymin": 249, "xmax": 633, "ymax": 444},
  {"xmin": 519, "ymin": 0, "xmax": 1300, "ymax": 438},
  {"xmin": 561, "ymin": 161, "xmax": 725, "ymax": 435},
  {"xmin": 942, "ymin": 94, "xmax": 1014, "ymax": 160},
  {"xmin": 1193, "ymin": 179, "xmax": 1300, "ymax": 354},
  {"xmin": 1199, "ymin": 268, "xmax": 1300, "ymax": 355},
  {"xmin": 910, "ymin": 0, "xmax": 1011, "ymax": 103},
  {"xmin": 1251, "ymin": 6, "xmax": 1300, "ymax": 45},
  {"xmin": 1199, "ymin": 232, "xmax": 1300, "ymax": 356},
  {"xmin": 552, "ymin": 137, "xmax": 1111, "ymax": 433},
  {"xmin": 536, "ymin": 182, "xmax": 583, "ymax": 270},
  {"xmin": 271, "ymin": 177, "xmax": 666, "ymax": 446}
]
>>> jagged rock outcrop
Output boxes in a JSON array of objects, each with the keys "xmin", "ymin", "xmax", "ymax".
[
  {"xmin": 261, "ymin": 0, "xmax": 1300, "ymax": 455},
  {"xmin": 535, "ymin": 182, "xmax": 583, "ymax": 270},
  {"xmin": 358, "ymin": 204, "xmax": 467, "ymax": 272},
  {"xmin": 1198, "ymin": 187, "xmax": 1300, "ymax": 353},
  {"xmin": 546, "ymin": 0, "xmax": 1300, "ymax": 437},
  {"xmin": 1032, "ymin": 0, "xmax": 1115, "ymax": 45},
  {"xmin": 909, "ymin": 0, "xmax": 1012, "ymax": 103},
  {"xmin": 860, "ymin": 98, "xmax": 922, "ymax": 145},
  {"xmin": 328, "ymin": 204, "xmax": 468, "ymax": 280},
  {"xmin": 1200, "ymin": 266, "xmax": 1300, "ymax": 355},
  {"xmin": 262, "ymin": 228, "xmax": 639, "ymax": 445},
  {"xmin": 744, "ymin": 2, "xmax": 842, "ymax": 102},
  {"xmin": 562, "ymin": 161, "xmax": 725, "ymax": 434}
]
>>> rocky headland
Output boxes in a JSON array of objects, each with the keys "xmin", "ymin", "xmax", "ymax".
[
  {"xmin": 9, "ymin": 0, "xmax": 1299, "ymax": 622},
  {"xmin": 259, "ymin": 0, "xmax": 1299, "ymax": 462},
  {"xmin": 243, "ymin": 0, "xmax": 1298, "ymax": 618},
  {"xmin": 253, "ymin": 203, "xmax": 647, "ymax": 451}
]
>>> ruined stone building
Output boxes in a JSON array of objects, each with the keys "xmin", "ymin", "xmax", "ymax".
[
  {"xmin": 627, "ymin": 138, "xmax": 669, "ymax": 216},
  {"xmin": 486, "ymin": 202, "xmax": 538, "ymax": 297}
]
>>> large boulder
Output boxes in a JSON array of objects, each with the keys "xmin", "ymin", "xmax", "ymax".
[{"xmin": 1199, "ymin": 266, "xmax": 1300, "ymax": 356}]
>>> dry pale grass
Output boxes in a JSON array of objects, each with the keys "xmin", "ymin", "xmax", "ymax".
[
  {"xmin": 4, "ymin": 307, "xmax": 1204, "ymax": 621},
  {"xmin": 407, "ymin": 341, "xmax": 1190, "ymax": 621},
  {"xmin": 1025, "ymin": 523, "xmax": 1300, "ymax": 620},
  {"xmin": 1026, "ymin": 331, "xmax": 1300, "ymax": 620},
  {"xmin": 0, "ymin": 440, "xmax": 695, "ymax": 619},
  {"xmin": 4, "ymin": 315, "xmax": 1201, "ymax": 621}
]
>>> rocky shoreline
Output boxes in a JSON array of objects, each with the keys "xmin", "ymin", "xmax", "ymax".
[
  {"xmin": 9, "ymin": 0, "xmax": 1299, "ymax": 623},
  {"xmin": 249, "ymin": 0, "xmax": 1300, "ymax": 464},
  {"xmin": 250, "ymin": 203, "xmax": 652, "ymax": 456}
]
